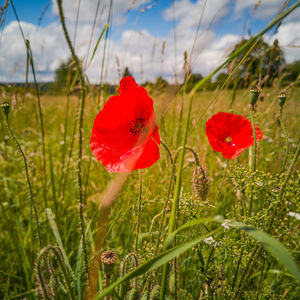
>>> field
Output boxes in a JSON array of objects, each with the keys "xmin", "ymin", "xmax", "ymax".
[
  {"xmin": 1, "ymin": 85, "xmax": 300, "ymax": 299},
  {"xmin": 1, "ymin": 0, "xmax": 300, "ymax": 299}
]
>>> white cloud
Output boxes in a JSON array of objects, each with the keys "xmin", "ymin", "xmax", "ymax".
[
  {"xmin": 0, "ymin": 18, "xmax": 238, "ymax": 84},
  {"xmin": 164, "ymin": 0, "xmax": 230, "ymax": 32},
  {"xmin": 51, "ymin": 0, "xmax": 151, "ymax": 23},
  {"xmin": 266, "ymin": 22, "xmax": 300, "ymax": 63},
  {"xmin": 0, "ymin": 0, "xmax": 299, "ymax": 84},
  {"xmin": 234, "ymin": 0, "xmax": 300, "ymax": 21}
]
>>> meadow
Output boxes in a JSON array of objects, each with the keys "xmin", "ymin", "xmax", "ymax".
[{"xmin": 0, "ymin": 1, "xmax": 300, "ymax": 299}]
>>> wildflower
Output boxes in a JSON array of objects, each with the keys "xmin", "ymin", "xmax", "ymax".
[
  {"xmin": 205, "ymin": 112, "xmax": 262, "ymax": 159},
  {"xmin": 204, "ymin": 236, "xmax": 221, "ymax": 246},
  {"xmin": 90, "ymin": 76, "xmax": 160, "ymax": 172},
  {"xmin": 287, "ymin": 212, "xmax": 300, "ymax": 220}
]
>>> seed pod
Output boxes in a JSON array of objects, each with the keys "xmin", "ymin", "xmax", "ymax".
[
  {"xmin": 1, "ymin": 102, "xmax": 10, "ymax": 116},
  {"xmin": 169, "ymin": 273, "xmax": 176, "ymax": 294},
  {"xmin": 193, "ymin": 166, "xmax": 209, "ymax": 201},
  {"xmin": 128, "ymin": 288, "xmax": 140, "ymax": 300},
  {"xmin": 278, "ymin": 92, "xmax": 287, "ymax": 107},
  {"xmin": 101, "ymin": 250, "xmax": 118, "ymax": 277},
  {"xmin": 150, "ymin": 285, "xmax": 160, "ymax": 300},
  {"xmin": 249, "ymin": 88, "xmax": 260, "ymax": 107}
]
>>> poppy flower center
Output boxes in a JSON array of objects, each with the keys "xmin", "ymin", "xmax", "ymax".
[
  {"xmin": 225, "ymin": 136, "xmax": 235, "ymax": 146},
  {"xmin": 128, "ymin": 118, "xmax": 146, "ymax": 136}
]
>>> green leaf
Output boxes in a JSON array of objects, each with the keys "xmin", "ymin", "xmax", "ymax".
[
  {"xmin": 87, "ymin": 24, "xmax": 109, "ymax": 68},
  {"xmin": 228, "ymin": 220, "xmax": 300, "ymax": 283},
  {"xmin": 46, "ymin": 208, "xmax": 74, "ymax": 279},
  {"xmin": 167, "ymin": 217, "xmax": 300, "ymax": 283},
  {"xmin": 95, "ymin": 228, "xmax": 221, "ymax": 299}
]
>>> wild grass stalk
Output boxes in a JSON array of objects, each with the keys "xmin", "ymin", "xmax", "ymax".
[
  {"xmin": 36, "ymin": 245, "xmax": 75, "ymax": 300},
  {"xmin": 278, "ymin": 95, "xmax": 289, "ymax": 176},
  {"xmin": 10, "ymin": 0, "xmax": 48, "ymax": 207},
  {"xmin": 0, "ymin": 189, "xmax": 34, "ymax": 299},
  {"xmin": 56, "ymin": 0, "xmax": 89, "ymax": 280},
  {"xmin": 2, "ymin": 102, "xmax": 42, "ymax": 248},
  {"xmin": 234, "ymin": 138, "xmax": 300, "ymax": 299},
  {"xmin": 159, "ymin": 92, "xmax": 194, "ymax": 299}
]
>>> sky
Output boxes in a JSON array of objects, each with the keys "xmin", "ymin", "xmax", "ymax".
[{"xmin": 0, "ymin": 0, "xmax": 300, "ymax": 84}]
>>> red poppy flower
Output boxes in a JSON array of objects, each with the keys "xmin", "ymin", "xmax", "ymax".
[
  {"xmin": 90, "ymin": 76, "xmax": 160, "ymax": 172},
  {"xmin": 205, "ymin": 112, "xmax": 262, "ymax": 159}
]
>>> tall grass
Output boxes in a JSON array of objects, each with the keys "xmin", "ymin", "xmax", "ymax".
[{"xmin": 0, "ymin": 1, "xmax": 300, "ymax": 300}]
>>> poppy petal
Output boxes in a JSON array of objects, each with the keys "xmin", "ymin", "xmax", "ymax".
[
  {"xmin": 90, "ymin": 76, "xmax": 160, "ymax": 172},
  {"xmin": 205, "ymin": 112, "xmax": 262, "ymax": 160}
]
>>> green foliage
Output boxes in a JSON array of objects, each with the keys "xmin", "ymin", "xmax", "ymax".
[
  {"xmin": 123, "ymin": 67, "xmax": 132, "ymax": 78},
  {"xmin": 280, "ymin": 60, "xmax": 300, "ymax": 86},
  {"xmin": 2, "ymin": 2, "xmax": 300, "ymax": 299},
  {"xmin": 54, "ymin": 58, "xmax": 78, "ymax": 91},
  {"xmin": 228, "ymin": 38, "xmax": 285, "ymax": 88},
  {"xmin": 184, "ymin": 71, "xmax": 204, "ymax": 92}
]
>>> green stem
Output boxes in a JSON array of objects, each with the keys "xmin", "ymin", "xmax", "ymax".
[
  {"xmin": 234, "ymin": 138, "xmax": 300, "ymax": 299},
  {"xmin": 248, "ymin": 106, "xmax": 257, "ymax": 216},
  {"xmin": 159, "ymin": 94, "xmax": 194, "ymax": 299},
  {"xmin": 135, "ymin": 170, "xmax": 143, "ymax": 254},
  {"xmin": 250, "ymin": 107, "xmax": 257, "ymax": 172},
  {"xmin": 278, "ymin": 107, "xmax": 289, "ymax": 176},
  {"xmin": 10, "ymin": 0, "xmax": 48, "ymax": 207},
  {"xmin": 57, "ymin": 0, "xmax": 89, "ymax": 278},
  {"xmin": 4, "ymin": 113, "xmax": 43, "ymax": 248},
  {"xmin": 25, "ymin": 39, "xmax": 48, "ymax": 208}
]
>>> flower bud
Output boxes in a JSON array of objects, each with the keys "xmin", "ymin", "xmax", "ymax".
[
  {"xmin": 193, "ymin": 166, "xmax": 209, "ymax": 201},
  {"xmin": 150, "ymin": 285, "xmax": 160, "ymax": 300},
  {"xmin": 249, "ymin": 88, "xmax": 260, "ymax": 107},
  {"xmin": 1, "ymin": 102, "xmax": 10, "ymax": 116},
  {"xmin": 101, "ymin": 250, "xmax": 118, "ymax": 277},
  {"xmin": 278, "ymin": 92, "xmax": 287, "ymax": 107}
]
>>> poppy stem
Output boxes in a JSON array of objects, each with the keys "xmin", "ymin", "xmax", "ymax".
[
  {"xmin": 248, "ymin": 106, "xmax": 257, "ymax": 216},
  {"xmin": 134, "ymin": 170, "xmax": 143, "ymax": 254},
  {"xmin": 250, "ymin": 106, "xmax": 257, "ymax": 172}
]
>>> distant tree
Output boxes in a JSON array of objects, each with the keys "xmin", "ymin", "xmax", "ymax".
[
  {"xmin": 228, "ymin": 38, "xmax": 285, "ymax": 87},
  {"xmin": 260, "ymin": 39, "xmax": 286, "ymax": 87},
  {"xmin": 183, "ymin": 70, "xmax": 203, "ymax": 92},
  {"xmin": 54, "ymin": 58, "xmax": 78, "ymax": 91},
  {"xmin": 280, "ymin": 60, "xmax": 300, "ymax": 86},
  {"xmin": 123, "ymin": 67, "xmax": 132, "ymax": 78},
  {"xmin": 154, "ymin": 76, "xmax": 168, "ymax": 91},
  {"xmin": 216, "ymin": 72, "xmax": 229, "ymax": 86}
]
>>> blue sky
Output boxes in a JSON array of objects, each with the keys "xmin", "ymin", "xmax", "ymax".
[
  {"xmin": 6, "ymin": 0, "xmax": 297, "ymax": 37},
  {"xmin": 1, "ymin": 0, "xmax": 300, "ymax": 83}
]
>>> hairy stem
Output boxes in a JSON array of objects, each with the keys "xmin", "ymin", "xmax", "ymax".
[
  {"xmin": 5, "ymin": 113, "xmax": 43, "ymax": 248},
  {"xmin": 56, "ymin": 0, "xmax": 89, "ymax": 279}
]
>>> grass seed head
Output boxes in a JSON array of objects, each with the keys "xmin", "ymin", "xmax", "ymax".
[{"xmin": 193, "ymin": 166, "xmax": 209, "ymax": 201}]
